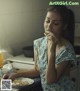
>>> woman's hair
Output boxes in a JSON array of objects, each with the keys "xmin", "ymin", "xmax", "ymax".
[
  {"xmin": 47, "ymin": 5, "xmax": 70, "ymax": 25},
  {"xmin": 47, "ymin": 5, "xmax": 75, "ymax": 45}
]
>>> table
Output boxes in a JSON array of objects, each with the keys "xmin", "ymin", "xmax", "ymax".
[{"xmin": 0, "ymin": 71, "xmax": 42, "ymax": 91}]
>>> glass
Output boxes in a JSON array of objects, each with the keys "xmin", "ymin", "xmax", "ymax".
[{"xmin": 0, "ymin": 53, "xmax": 4, "ymax": 68}]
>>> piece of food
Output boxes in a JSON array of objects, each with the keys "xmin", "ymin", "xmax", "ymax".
[
  {"xmin": 13, "ymin": 79, "xmax": 29, "ymax": 86},
  {"xmin": 12, "ymin": 78, "xmax": 34, "ymax": 86}
]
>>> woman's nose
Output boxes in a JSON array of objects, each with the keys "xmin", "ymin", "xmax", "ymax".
[{"xmin": 48, "ymin": 22, "xmax": 53, "ymax": 29}]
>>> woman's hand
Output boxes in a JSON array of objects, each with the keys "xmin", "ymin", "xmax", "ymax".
[
  {"xmin": 44, "ymin": 31, "xmax": 58, "ymax": 46},
  {"xmin": 44, "ymin": 31, "xmax": 58, "ymax": 84},
  {"xmin": 44, "ymin": 31, "xmax": 58, "ymax": 52},
  {"xmin": 3, "ymin": 73, "xmax": 9, "ymax": 79},
  {"xmin": 3, "ymin": 73, "xmax": 17, "ymax": 80}
]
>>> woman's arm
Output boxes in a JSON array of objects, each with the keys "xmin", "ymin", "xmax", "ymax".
[
  {"xmin": 46, "ymin": 45, "xmax": 69, "ymax": 84},
  {"xmin": 3, "ymin": 48, "xmax": 40, "ymax": 80},
  {"xmin": 8, "ymin": 67, "xmax": 39, "ymax": 80},
  {"xmin": 45, "ymin": 31, "xmax": 69, "ymax": 84}
]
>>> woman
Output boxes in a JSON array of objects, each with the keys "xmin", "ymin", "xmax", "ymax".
[{"xmin": 4, "ymin": 5, "xmax": 78, "ymax": 91}]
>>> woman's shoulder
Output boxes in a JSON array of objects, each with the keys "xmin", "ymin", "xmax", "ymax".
[
  {"xmin": 64, "ymin": 39, "xmax": 74, "ymax": 52},
  {"xmin": 56, "ymin": 39, "xmax": 76, "ymax": 64},
  {"xmin": 57, "ymin": 39, "xmax": 75, "ymax": 58},
  {"xmin": 60, "ymin": 38, "xmax": 74, "ymax": 50},
  {"xmin": 34, "ymin": 36, "xmax": 46, "ymax": 41},
  {"xmin": 34, "ymin": 36, "xmax": 46, "ymax": 44},
  {"xmin": 34, "ymin": 36, "xmax": 47, "ymax": 48}
]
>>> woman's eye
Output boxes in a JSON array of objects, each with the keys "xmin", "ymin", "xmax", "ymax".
[
  {"xmin": 53, "ymin": 22, "xmax": 60, "ymax": 25},
  {"xmin": 54, "ymin": 23, "xmax": 59, "ymax": 25}
]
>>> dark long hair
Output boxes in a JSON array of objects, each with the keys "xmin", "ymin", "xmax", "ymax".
[{"xmin": 47, "ymin": 5, "xmax": 75, "ymax": 45}]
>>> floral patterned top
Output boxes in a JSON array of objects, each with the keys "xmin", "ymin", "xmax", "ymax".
[{"xmin": 34, "ymin": 36, "xmax": 78, "ymax": 91}]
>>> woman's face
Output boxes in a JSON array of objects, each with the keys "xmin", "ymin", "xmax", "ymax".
[{"xmin": 44, "ymin": 11, "xmax": 64, "ymax": 38}]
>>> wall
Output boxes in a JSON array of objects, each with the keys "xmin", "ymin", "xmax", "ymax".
[
  {"xmin": 67, "ymin": 2, "xmax": 80, "ymax": 46},
  {"xmin": 0, "ymin": 0, "xmax": 50, "ymax": 55},
  {"xmin": 74, "ymin": 23, "xmax": 80, "ymax": 46}
]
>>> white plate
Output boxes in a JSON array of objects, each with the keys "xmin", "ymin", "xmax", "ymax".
[{"xmin": 12, "ymin": 77, "xmax": 34, "ymax": 88}]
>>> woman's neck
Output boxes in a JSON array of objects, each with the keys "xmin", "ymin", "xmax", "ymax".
[{"xmin": 57, "ymin": 37, "xmax": 66, "ymax": 48}]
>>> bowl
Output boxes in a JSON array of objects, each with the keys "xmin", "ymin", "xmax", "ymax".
[{"xmin": 23, "ymin": 46, "xmax": 34, "ymax": 57}]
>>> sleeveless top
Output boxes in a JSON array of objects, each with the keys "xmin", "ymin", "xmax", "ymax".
[{"xmin": 34, "ymin": 36, "xmax": 78, "ymax": 91}]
